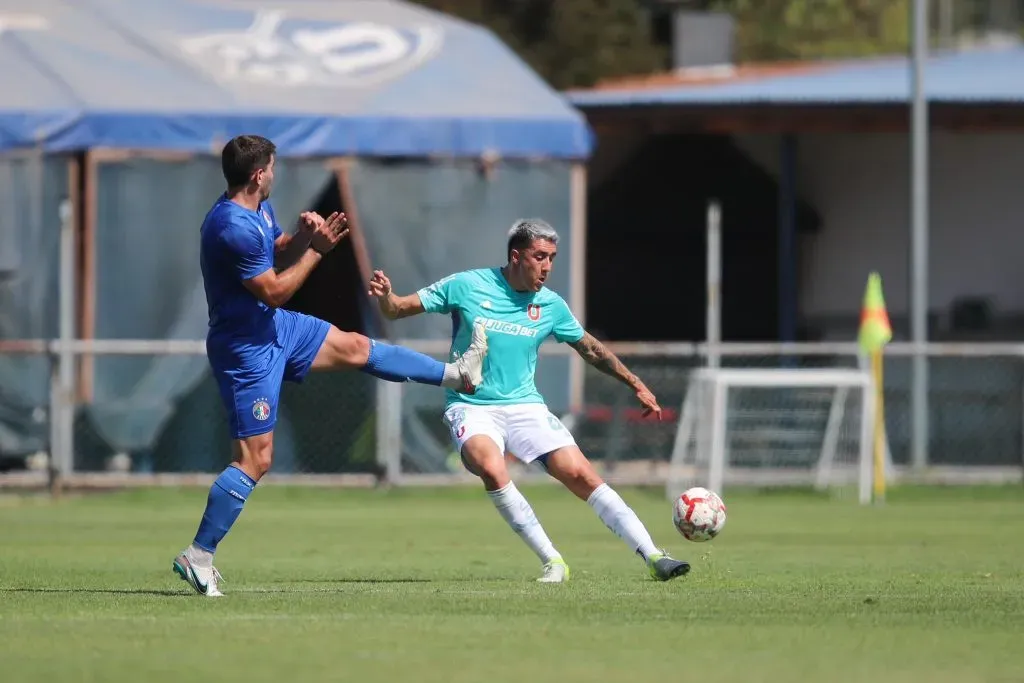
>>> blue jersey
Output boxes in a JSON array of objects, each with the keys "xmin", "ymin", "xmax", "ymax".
[
  {"xmin": 200, "ymin": 194, "xmax": 282, "ymax": 342},
  {"xmin": 199, "ymin": 194, "xmax": 331, "ymax": 439},
  {"xmin": 417, "ymin": 267, "xmax": 584, "ymax": 407}
]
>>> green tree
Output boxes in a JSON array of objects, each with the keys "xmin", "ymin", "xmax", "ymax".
[
  {"xmin": 412, "ymin": 0, "xmax": 934, "ymax": 88},
  {"xmin": 706, "ymin": 0, "xmax": 910, "ymax": 61},
  {"xmin": 410, "ymin": 0, "xmax": 667, "ymax": 89}
]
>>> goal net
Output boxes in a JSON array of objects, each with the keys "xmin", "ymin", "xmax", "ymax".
[{"xmin": 666, "ymin": 367, "xmax": 883, "ymax": 505}]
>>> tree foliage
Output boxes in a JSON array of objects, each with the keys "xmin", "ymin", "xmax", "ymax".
[
  {"xmin": 410, "ymin": 0, "xmax": 666, "ymax": 89},
  {"xmin": 411, "ymin": 0, "xmax": 923, "ymax": 88},
  {"xmin": 706, "ymin": 0, "xmax": 910, "ymax": 61}
]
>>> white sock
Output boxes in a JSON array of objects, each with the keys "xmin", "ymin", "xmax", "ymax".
[
  {"xmin": 187, "ymin": 543, "xmax": 214, "ymax": 569},
  {"xmin": 487, "ymin": 482, "xmax": 562, "ymax": 564},
  {"xmin": 441, "ymin": 363, "xmax": 462, "ymax": 389},
  {"xmin": 587, "ymin": 483, "xmax": 660, "ymax": 560}
]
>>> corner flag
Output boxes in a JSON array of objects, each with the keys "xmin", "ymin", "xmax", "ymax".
[
  {"xmin": 858, "ymin": 272, "xmax": 892, "ymax": 353},
  {"xmin": 858, "ymin": 271, "xmax": 891, "ymax": 504}
]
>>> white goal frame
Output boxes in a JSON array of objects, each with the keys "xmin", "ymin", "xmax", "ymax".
[{"xmin": 667, "ymin": 367, "xmax": 882, "ymax": 505}]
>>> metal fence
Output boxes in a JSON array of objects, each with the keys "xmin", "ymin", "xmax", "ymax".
[
  {"xmin": 1, "ymin": 340, "xmax": 1022, "ymax": 488},
  {"xmin": 380, "ymin": 342, "xmax": 1024, "ymax": 485}
]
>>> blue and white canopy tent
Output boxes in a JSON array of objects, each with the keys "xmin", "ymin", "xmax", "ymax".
[{"xmin": 0, "ymin": 0, "xmax": 593, "ymax": 478}]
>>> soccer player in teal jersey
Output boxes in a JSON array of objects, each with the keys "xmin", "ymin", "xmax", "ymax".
[{"xmin": 368, "ymin": 219, "xmax": 689, "ymax": 582}]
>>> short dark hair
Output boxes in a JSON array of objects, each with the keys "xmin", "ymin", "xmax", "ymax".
[
  {"xmin": 506, "ymin": 218, "xmax": 559, "ymax": 261},
  {"xmin": 221, "ymin": 135, "xmax": 276, "ymax": 188}
]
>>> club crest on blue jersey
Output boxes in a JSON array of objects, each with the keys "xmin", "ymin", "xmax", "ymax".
[
  {"xmin": 527, "ymin": 304, "xmax": 542, "ymax": 321},
  {"xmin": 252, "ymin": 399, "xmax": 272, "ymax": 421}
]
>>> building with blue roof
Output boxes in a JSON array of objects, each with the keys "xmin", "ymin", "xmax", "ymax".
[
  {"xmin": 569, "ymin": 46, "xmax": 1024, "ymax": 107},
  {"xmin": 567, "ymin": 44, "xmax": 1024, "ymax": 466},
  {"xmin": 567, "ymin": 45, "xmax": 1024, "ymax": 343}
]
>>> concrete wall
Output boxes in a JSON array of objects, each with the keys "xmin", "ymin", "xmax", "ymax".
[{"xmin": 734, "ymin": 131, "xmax": 1024, "ymax": 337}]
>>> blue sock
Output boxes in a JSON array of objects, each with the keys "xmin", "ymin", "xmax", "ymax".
[
  {"xmin": 361, "ymin": 339, "xmax": 444, "ymax": 385},
  {"xmin": 192, "ymin": 466, "xmax": 256, "ymax": 553}
]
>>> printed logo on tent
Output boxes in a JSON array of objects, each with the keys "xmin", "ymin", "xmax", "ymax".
[
  {"xmin": 179, "ymin": 10, "xmax": 442, "ymax": 87},
  {"xmin": 0, "ymin": 14, "xmax": 49, "ymax": 36}
]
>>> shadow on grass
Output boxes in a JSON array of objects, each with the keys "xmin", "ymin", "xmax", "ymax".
[
  {"xmin": 286, "ymin": 578, "xmax": 433, "ymax": 584},
  {"xmin": 2, "ymin": 587, "xmax": 185, "ymax": 597}
]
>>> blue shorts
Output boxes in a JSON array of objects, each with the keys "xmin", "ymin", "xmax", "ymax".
[{"xmin": 208, "ymin": 309, "xmax": 331, "ymax": 439}]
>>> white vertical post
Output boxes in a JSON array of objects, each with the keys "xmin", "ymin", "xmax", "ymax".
[
  {"xmin": 375, "ymin": 381, "xmax": 403, "ymax": 484},
  {"xmin": 568, "ymin": 163, "xmax": 587, "ymax": 414},
  {"xmin": 52, "ymin": 198, "xmax": 75, "ymax": 488},
  {"xmin": 815, "ymin": 385, "xmax": 849, "ymax": 490},
  {"xmin": 858, "ymin": 374, "xmax": 876, "ymax": 505},
  {"xmin": 706, "ymin": 200, "xmax": 722, "ymax": 369},
  {"xmin": 707, "ymin": 377, "xmax": 728, "ymax": 495},
  {"xmin": 667, "ymin": 385, "xmax": 697, "ymax": 500},
  {"xmin": 910, "ymin": 0, "xmax": 930, "ymax": 470}
]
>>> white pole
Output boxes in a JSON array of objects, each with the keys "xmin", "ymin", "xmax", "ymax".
[
  {"xmin": 707, "ymin": 377, "xmax": 728, "ymax": 495},
  {"xmin": 706, "ymin": 200, "xmax": 722, "ymax": 369},
  {"xmin": 910, "ymin": 0, "xmax": 930, "ymax": 470},
  {"xmin": 53, "ymin": 197, "xmax": 75, "ymax": 487},
  {"xmin": 568, "ymin": 163, "xmax": 587, "ymax": 413},
  {"xmin": 858, "ymin": 374, "xmax": 876, "ymax": 505},
  {"xmin": 375, "ymin": 381, "xmax": 403, "ymax": 484}
]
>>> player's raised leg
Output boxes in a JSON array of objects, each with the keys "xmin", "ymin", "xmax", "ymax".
[
  {"xmin": 312, "ymin": 320, "xmax": 487, "ymax": 393},
  {"xmin": 542, "ymin": 445, "xmax": 690, "ymax": 581},
  {"xmin": 445, "ymin": 406, "xmax": 569, "ymax": 582}
]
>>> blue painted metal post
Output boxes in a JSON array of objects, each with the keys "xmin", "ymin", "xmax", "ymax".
[{"xmin": 778, "ymin": 134, "xmax": 798, "ymax": 344}]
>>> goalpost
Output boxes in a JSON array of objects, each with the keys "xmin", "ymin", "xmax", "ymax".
[
  {"xmin": 669, "ymin": 201, "xmax": 891, "ymax": 505},
  {"xmin": 666, "ymin": 366, "xmax": 883, "ymax": 505}
]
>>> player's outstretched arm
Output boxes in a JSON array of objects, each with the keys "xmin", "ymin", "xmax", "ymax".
[
  {"xmin": 368, "ymin": 270, "xmax": 425, "ymax": 320},
  {"xmin": 243, "ymin": 211, "xmax": 348, "ymax": 308},
  {"xmin": 569, "ymin": 332, "xmax": 663, "ymax": 419}
]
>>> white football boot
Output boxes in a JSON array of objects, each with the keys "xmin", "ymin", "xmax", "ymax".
[
  {"xmin": 173, "ymin": 548, "xmax": 225, "ymax": 597},
  {"xmin": 454, "ymin": 322, "xmax": 488, "ymax": 394},
  {"xmin": 537, "ymin": 558, "xmax": 570, "ymax": 583}
]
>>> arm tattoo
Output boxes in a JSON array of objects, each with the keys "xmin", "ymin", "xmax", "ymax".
[{"xmin": 569, "ymin": 332, "xmax": 639, "ymax": 389}]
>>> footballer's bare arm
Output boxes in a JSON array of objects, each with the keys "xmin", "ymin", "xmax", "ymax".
[
  {"xmin": 368, "ymin": 270, "xmax": 425, "ymax": 320},
  {"xmin": 569, "ymin": 332, "xmax": 663, "ymax": 418}
]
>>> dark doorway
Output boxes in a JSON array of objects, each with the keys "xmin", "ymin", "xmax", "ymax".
[{"xmin": 586, "ymin": 133, "xmax": 820, "ymax": 342}]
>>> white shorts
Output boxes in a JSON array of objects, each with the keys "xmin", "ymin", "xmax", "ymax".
[{"xmin": 442, "ymin": 403, "xmax": 577, "ymax": 464}]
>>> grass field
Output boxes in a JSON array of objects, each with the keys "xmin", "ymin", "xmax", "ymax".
[{"xmin": 2, "ymin": 483, "xmax": 1024, "ymax": 683}]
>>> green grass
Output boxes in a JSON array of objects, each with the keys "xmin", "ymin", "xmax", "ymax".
[{"xmin": 2, "ymin": 483, "xmax": 1024, "ymax": 683}]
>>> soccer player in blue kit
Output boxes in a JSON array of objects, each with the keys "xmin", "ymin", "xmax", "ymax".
[
  {"xmin": 368, "ymin": 218, "xmax": 689, "ymax": 583},
  {"xmin": 173, "ymin": 135, "xmax": 488, "ymax": 597}
]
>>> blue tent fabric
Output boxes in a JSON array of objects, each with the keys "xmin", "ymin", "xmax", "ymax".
[
  {"xmin": 568, "ymin": 46, "xmax": 1024, "ymax": 108},
  {"xmin": 0, "ymin": 0, "xmax": 592, "ymax": 158}
]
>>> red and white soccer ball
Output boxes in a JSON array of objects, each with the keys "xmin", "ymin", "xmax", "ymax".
[{"xmin": 673, "ymin": 487, "xmax": 727, "ymax": 542}]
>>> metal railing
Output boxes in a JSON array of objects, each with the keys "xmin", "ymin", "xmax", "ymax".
[{"xmin": 1, "ymin": 339, "xmax": 1022, "ymax": 489}]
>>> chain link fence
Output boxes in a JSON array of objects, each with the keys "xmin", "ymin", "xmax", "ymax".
[
  {"xmin": 68, "ymin": 364, "xmax": 378, "ymax": 475},
  {"xmin": 0, "ymin": 346, "xmax": 377, "ymax": 477},
  {"xmin": 0, "ymin": 343, "xmax": 1022, "ymax": 481},
  {"xmin": 577, "ymin": 350, "xmax": 1023, "ymax": 470}
]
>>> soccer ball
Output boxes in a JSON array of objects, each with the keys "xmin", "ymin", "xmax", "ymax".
[{"xmin": 672, "ymin": 487, "xmax": 727, "ymax": 542}]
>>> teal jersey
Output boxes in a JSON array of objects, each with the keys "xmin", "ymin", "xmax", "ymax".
[{"xmin": 417, "ymin": 267, "xmax": 584, "ymax": 407}]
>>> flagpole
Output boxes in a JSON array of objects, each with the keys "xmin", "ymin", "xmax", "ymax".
[
  {"xmin": 872, "ymin": 349, "xmax": 886, "ymax": 503},
  {"xmin": 859, "ymin": 272, "xmax": 892, "ymax": 505}
]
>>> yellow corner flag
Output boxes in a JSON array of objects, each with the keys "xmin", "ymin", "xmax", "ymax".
[
  {"xmin": 858, "ymin": 272, "xmax": 891, "ymax": 504},
  {"xmin": 858, "ymin": 272, "xmax": 892, "ymax": 353}
]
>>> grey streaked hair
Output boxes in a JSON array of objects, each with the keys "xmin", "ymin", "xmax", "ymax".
[{"xmin": 506, "ymin": 218, "xmax": 559, "ymax": 260}]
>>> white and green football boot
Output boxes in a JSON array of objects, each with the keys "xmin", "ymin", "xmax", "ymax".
[
  {"xmin": 537, "ymin": 557, "xmax": 570, "ymax": 583},
  {"xmin": 173, "ymin": 550, "xmax": 225, "ymax": 597}
]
